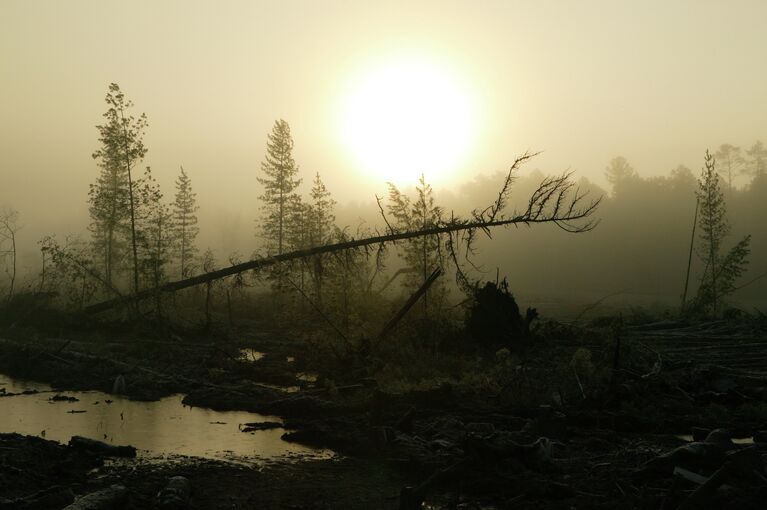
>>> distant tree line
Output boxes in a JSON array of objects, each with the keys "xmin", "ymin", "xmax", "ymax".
[{"xmin": 463, "ymin": 145, "xmax": 766, "ymax": 314}]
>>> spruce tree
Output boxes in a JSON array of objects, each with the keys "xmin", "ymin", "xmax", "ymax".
[
  {"xmin": 257, "ymin": 120, "xmax": 302, "ymax": 294},
  {"xmin": 173, "ymin": 166, "xmax": 200, "ymax": 278},
  {"xmin": 257, "ymin": 119, "xmax": 302, "ymax": 256}
]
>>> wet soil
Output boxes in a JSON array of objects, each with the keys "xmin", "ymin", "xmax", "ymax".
[{"xmin": 2, "ymin": 320, "xmax": 767, "ymax": 509}]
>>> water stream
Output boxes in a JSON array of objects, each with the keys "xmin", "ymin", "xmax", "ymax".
[{"xmin": 0, "ymin": 374, "xmax": 331, "ymax": 463}]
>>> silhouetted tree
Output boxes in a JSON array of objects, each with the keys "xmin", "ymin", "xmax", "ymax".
[
  {"xmin": 713, "ymin": 144, "xmax": 743, "ymax": 191},
  {"xmin": 91, "ymin": 83, "xmax": 148, "ymax": 293},
  {"xmin": 173, "ymin": 166, "xmax": 199, "ymax": 278},
  {"xmin": 0, "ymin": 209, "xmax": 20, "ymax": 303},
  {"xmin": 387, "ymin": 175, "xmax": 446, "ymax": 318},
  {"xmin": 257, "ymin": 120, "xmax": 302, "ymax": 297},
  {"xmin": 308, "ymin": 172, "xmax": 336, "ymax": 304},
  {"xmin": 136, "ymin": 167, "xmax": 174, "ymax": 311},
  {"xmin": 605, "ymin": 156, "xmax": 638, "ymax": 195},
  {"xmin": 694, "ymin": 150, "xmax": 751, "ymax": 314},
  {"xmin": 257, "ymin": 119, "xmax": 302, "ymax": 256},
  {"xmin": 743, "ymin": 140, "xmax": 767, "ymax": 180}
]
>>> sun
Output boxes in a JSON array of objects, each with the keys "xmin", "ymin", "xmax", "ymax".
[{"xmin": 338, "ymin": 56, "xmax": 478, "ymax": 185}]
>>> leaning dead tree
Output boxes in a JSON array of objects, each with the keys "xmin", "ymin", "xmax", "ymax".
[{"xmin": 85, "ymin": 153, "xmax": 601, "ymax": 314}]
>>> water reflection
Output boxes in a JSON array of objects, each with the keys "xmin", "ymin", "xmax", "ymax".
[{"xmin": 0, "ymin": 374, "xmax": 330, "ymax": 462}]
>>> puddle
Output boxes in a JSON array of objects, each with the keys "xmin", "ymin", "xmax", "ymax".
[
  {"xmin": 0, "ymin": 374, "xmax": 331, "ymax": 462},
  {"xmin": 239, "ymin": 348, "xmax": 265, "ymax": 362}
]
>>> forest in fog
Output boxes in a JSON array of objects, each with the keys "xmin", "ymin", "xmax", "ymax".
[
  {"xmin": 1, "ymin": 82, "xmax": 764, "ymax": 320},
  {"xmin": 3, "ymin": 2, "xmax": 767, "ymax": 508}
]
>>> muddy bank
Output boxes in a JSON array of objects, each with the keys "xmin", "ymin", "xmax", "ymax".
[{"xmin": 0, "ymin": 433, "xmax": 405, "ymax": 510}]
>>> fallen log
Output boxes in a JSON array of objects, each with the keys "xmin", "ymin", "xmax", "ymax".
[
  {"xmin": 69, "ymin": 436, "xmax": 137, "ymax": 458},
  {"xmin": 84, "ymin": 158, "xmax": 600, "ymax": 314}
]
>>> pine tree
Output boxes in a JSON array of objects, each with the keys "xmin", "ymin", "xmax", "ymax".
[
  {"xmin": 91, "ymin": 83, "xmax": 148, "ymax": 293},
  {"xmin": 694, "ymin": 150, "xmax": 751, "ymax": 314},
  {"xmin": 173, "ymin": 166, "xmax": 200, "ymax": 278}
]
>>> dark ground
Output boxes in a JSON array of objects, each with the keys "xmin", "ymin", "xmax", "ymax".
[{"xmin": 1, "ymin": 316, "xmax": 767, "ymax": 509}]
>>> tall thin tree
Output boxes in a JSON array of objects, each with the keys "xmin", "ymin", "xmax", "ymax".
[
  {"xmin": 257, "ymin": 120, "xmax": 302, "ymax": 295},
  {"xmin": 173, "ymin": 166, "xmax": 200, "ymax": 278},
  {"xmin": 92, "ymin": 83, "xmax": 148, "ymax": 293}
]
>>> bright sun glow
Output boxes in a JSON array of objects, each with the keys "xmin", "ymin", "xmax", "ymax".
[{"xmin": 339, "ymin": 56, "xmax": 477, "ymax": 185}]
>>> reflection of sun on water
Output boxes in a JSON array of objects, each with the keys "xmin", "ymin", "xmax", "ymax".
[{"xmin": 338, "ymin": 55, "xmax": 478, "ymax": 186}]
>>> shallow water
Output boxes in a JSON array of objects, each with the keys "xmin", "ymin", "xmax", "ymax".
[{"xmin": 0, "ymin": 374, "xmax": 330, "ymax": 462}]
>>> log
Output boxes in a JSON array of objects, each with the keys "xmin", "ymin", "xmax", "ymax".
[{"xmin": 69, "ymin": 436, "xmax": 137, "ymax": 458}]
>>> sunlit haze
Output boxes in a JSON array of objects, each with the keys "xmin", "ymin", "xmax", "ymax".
[
  {"xmin": 1, "ymin": 0, "xmax": 766, "ymax": 290},
  {"xmin": 338, "ymin": 54, "xmax": 478, "ymax": 185}
]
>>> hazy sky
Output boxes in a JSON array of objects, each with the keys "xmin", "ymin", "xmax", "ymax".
[{"xmin": 2, "ymin": 0, "xmax": 766, "ymax": 258}]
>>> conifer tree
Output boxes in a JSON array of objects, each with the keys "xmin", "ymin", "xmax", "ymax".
[
  {"xmin": 91, "ymin": 83, "xmax": 148, "ymax": 293},
  {"xmin": 257, "ymin": 120, "xmax": 302, "ymax": 294},
  {"xmin": 173, "ymin": 166, "xmax": 199, "ymax": 278},
  {"xmin": 309, "ymin": 172, "xmax": 336, "ymax": 247},
  {"xmin": 694, "ymin": 150, "xmax": 751, "ymax": 314},
  {"xmin": 307, "ymin": 172, "xmax": 336, "ymax": 303},
  {"xmin": 136, "ymin": 167, "xmax": 174, "ymax": 291},
  {"xmin": 257, "ymin": 119, "xmax": 302, "ymax": 256},
  {"xmin": 387, "ymin": 175, "xmax": 446, "ymax": 317}
]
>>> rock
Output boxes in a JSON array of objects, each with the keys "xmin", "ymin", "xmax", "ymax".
[
  {"xmin": 465, "ymin": 422, "xmax": 495, "ymax": 437},
  {"xmin": 156, "ymin": 476, "xmax": 190, "ymax": 509},
  {"xmin": 0, "ymin": 485, "xmax": 75, "ymax": 510},
  {"xmin": 68, "ymin": 436, "xmax": 137, "ymax": 458},
  {"xmin": 637, "ymin": 429, "xmax": 736, "ymax": 477},
  {"xmin": 691, "ymin": 427, "xmax": 710, "ymax": 442},
  {"xmin": 63, "ymin": 484, "xmax": 128, "ymax": 510}
]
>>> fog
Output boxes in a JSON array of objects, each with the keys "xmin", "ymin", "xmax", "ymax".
[{"xmin": 2, "ymin": 0, "xmax": 766, "ymax": 313}]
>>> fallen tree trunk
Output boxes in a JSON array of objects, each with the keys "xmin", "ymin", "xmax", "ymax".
[
  {"xmin": 83, "ymin": 156, "xmax": 599, "ymax": 314},
  {"xmin": 85, "ymin": 211, "xmax": 597, "ymax": 314}
]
